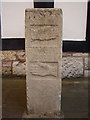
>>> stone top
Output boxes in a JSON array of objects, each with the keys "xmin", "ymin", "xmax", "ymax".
[
  {"xmin": 25, "ymin": 8, "xmax": 62, "ymax": 15},
  {"xmin": 25, "ymin": 8, "xmax": 63, "ymax": 26}
]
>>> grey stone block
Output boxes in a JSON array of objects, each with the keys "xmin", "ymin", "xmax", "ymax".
[{"xmin": 62, "ymin": 57, "xmax": 83, "ymax": 78}]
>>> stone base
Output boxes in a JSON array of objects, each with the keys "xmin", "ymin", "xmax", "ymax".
[
  {"xmin": 22, "ymin": 110, "xmax": 64, "ymax": 119},
  {"xmin": 26, "ymin": 80, "xmax": 61, "ymax": 116}
]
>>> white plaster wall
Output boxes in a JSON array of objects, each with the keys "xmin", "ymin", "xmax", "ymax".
[
  {"xmin": 55, "ymin": 2, "xmax": 87, "ymax": 41},
  {"xmin": 1, "ymin": 1, "xmax": 87, "ymax": 41}
]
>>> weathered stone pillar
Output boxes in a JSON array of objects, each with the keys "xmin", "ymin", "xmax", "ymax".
[{"xmin": 25, "ymin": 8, "xmax": 63, "ymax": 117}]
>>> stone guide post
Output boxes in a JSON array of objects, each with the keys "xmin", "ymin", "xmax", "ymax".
[{"xmin": 25, "ymin": 8, "xmax": 63, "ymax": 117}]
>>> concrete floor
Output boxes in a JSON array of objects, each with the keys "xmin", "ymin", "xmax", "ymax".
[{"xmin": 2, "ymin": 76, "xmax": 88, "ymax": 119}]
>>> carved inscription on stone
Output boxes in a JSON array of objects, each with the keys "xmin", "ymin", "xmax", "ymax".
[
  {"xmin": 27, "ymin": 47, "xmax": 60, "ymax": 62},
  {"xmin": 25, "ymin": 8, "xmax": 62, "ymax": 26},
  {"xmin": 29, "ymin": 62, "xmax": 58, "ymax": 80},
  {"xmin": 30, "ymin": 26, "xmax": 59, "ymax": 40}
]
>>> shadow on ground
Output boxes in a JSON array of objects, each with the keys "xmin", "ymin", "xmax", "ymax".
[{"xmin": 2, "ymin": 76, "xmax": 88, "ymax": 118}]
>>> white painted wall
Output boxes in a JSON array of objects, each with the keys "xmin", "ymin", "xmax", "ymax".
[{"xmin": 1, "ymin": 1, "xmax": 87, "ymax": 41}]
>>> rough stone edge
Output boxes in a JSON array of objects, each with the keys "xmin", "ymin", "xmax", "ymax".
[{"xmin": 25, "ymin": 8, "xmax": 63, "ymax": 15}]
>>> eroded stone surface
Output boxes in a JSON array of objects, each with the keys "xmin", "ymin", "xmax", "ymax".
[
  {"xmin": 29, "ymin": 39, "xmax": 59, "ymax": 47},
  {"xmin": 26, "ymin": 47, "xmax": 60, "ymax": 62},
  {"xmin": 2, "ymin": 61, "xmax": 11, "ymax": 67},
  {"xmin": 16, "ymin": 50, "xmax": 25, "ymax": 62},
  {"xmin": 25, "ymin": 8, "xmax": 62, "ymax": 26},
  {"xmin": 85, "ymin": 57, "xmax": 90, "ymax": 70},
  {"xmin": 27, "ymin": 62, "xmax": 58, "ymax": 80},
  {"xmin": 30, "ymin": 26, "xmax": 60, "ymax": 40},
  {"xmin": 62, "ymin": 52, "xmax": 72, "ymax": 57},
  {"xmin": 73, "ymin": 53, "xmax": 88, "ymax": 57},
  {"xmin": 62, "ymin": 57, "xmax": 83, "ymax": 78},
  {"xmin": 2, "ymin": 51, "xmax": 17, "ymax": 60},
  {"xmin": 12, "ymin": 61, "xmax": 26, "ymax": 75},
  {"xmin": 25, "ymin": 8, "xmax": 62, "ymax": 116},
  {"xmin": 2, "ymin": 61, "xmax": 12, "ymax": 75},
  {"xmin": 2, "ymin": 67, "xmax": 11, "ymax": 75},
  {"xmin": 25, "ymin": 25, "xmax": 61, "ymax": 48},
  {"xmin": 84, "ymin": 70, "xmax": 90, "ymax": 77}
]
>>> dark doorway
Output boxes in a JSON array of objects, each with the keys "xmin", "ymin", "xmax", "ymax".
[{"xmin": 34, "ymin": 0, "xmax": 54, "ymax": 8}]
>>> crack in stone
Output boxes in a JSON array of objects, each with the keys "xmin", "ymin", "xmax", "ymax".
[
  {"xmin": 30, "ymin": 72, "xmax": 57, "ymax": 77},
  {"xmin": 31, "ymin": 38, "xmax": 56, "ymax": 41}
]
